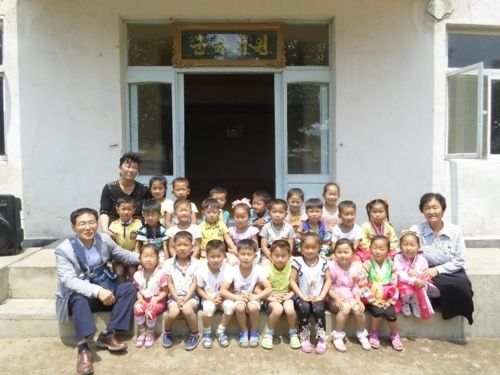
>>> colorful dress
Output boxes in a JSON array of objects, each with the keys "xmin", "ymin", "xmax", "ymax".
[
  {"xmin": 357, "ymin": 221, "xmax": 398, "ymax": 262},
  {"xmin": 328, "ymin": 260, "xmax": 365, "ymax": 303},
  {"xmin": 360, "ymin": 258, "xmax": 399, "ymax": 306},
  {"xmin": 394, "ymin": 252, "xmax": 434, "ymax": 319},
  {"xmin": 133, "ymin": 267, "xmax": 168, "ymax": 319}
]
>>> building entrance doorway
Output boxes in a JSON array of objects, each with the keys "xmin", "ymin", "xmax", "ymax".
[{"xmin": 184, "ymin": 74, "xmax": 275, "ymax": 211}]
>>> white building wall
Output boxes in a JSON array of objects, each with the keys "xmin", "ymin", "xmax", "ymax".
[
  {"xmin": 0, "ymin": 1, "xmax": 23, "ymax": 201},
  {"xmin": 14, "ymin": 0, "xmax": 436, "ymax": 239},
  {"xmin": 433, "ymin": 0, "xmax": 500, "ymax": 237}
]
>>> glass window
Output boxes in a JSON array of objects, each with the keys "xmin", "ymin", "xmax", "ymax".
[
  {"xmin": 491, "ymin": 79, "xmax": 500, "ymax": 154},
  {"xmin": 127, "ymin": 24, "xmax": 174, "ymax": 66},
  {"xmin": 448, "ymin": 34, "xmax": 500, "ymax": 69},
  {"xmin": 285, "ymin": 24, "xmax": 329, "ymax": 66},
  {"xmin": 130, "ymin": 84, "xmax": 173, "ymax": 175},
  {"xmin": 448, "ymin": 75, "xmax": 479, "ymax": 154},
  {"xmin": 287, "ymin": 83, "xmax": 329, "ymax": 174}
]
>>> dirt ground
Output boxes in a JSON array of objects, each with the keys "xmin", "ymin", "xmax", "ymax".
[{"xmin": 1, "ymin": 335, "xmax": 498, "ymax": 375}]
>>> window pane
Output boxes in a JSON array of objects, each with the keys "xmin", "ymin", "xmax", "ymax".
[
  {"xmin": 448, "ymin": 74, "xmax": 479, "ymax": 154},
  {"xmin": 131, "ymin": 84, "xmax": 173, "ymax": 175},
  {"xmin": 491, "ymin": 80, "xmax": 500, "ymax": 154},
  {"xmin": 449, "ymin": 34, "xmax": 500, "ymax": 69},
  {"xmin": 285, "ymin": 24, "xmax": 329, "ymax": 66},
  {"xmin": 127, "ymin": 24, "xmax": 173, "ymax": 66},
  {"xmin": 0, "ymin": 19, "xmax": 3, "ymax": 65},
  {"xmin": 287, "ymin": 83, "xmax": 329, "ymax": 174},
  {"xmin": 0, "ymin": 77, "xmax": 4, "ymax": 155}
]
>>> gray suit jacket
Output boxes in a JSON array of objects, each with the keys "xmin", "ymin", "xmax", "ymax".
[{"xmin": 55, "ymin": 233, "xmax": 140, "ymax": 324}]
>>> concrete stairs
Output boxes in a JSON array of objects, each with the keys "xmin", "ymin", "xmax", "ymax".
[{"xmin": 1, "ymin": 244, "xmax": 498, "ymax": 343}]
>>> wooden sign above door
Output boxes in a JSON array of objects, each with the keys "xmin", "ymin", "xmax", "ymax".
[{"xmin": 173, "ymin": 23, "xmax": 285, "ymax": 68}]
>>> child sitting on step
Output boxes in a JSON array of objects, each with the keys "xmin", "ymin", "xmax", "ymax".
[
  {"xmin": 289, "ymin": 232, "xmax": 332, "ymax": 354},
  {"xmin": 133, "ymin": 244, "xmax": 168, "ymax": 348}
]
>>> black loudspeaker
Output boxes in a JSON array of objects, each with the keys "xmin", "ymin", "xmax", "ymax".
[{"xmin": 0, "ymin": 195, "xmax": 24, "ymax": 255}]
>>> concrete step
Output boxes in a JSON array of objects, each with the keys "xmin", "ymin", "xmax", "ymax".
[
  {"xmin": 0, "ymin": 298, "xmax": 462, "ymax": 343},
  {"xmin": 8, "ymin": 249, "xmax": 57, "ymax": 299},
  {"xmin": 0, "ymin": 247, "xmax": 42, "ymax": 302}
]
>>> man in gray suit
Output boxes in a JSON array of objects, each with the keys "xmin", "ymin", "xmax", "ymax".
[{"xmin": 56, "ymin": 208, "xmax": 140, "ymax": 375}]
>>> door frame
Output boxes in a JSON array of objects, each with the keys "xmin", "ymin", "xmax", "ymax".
[{"xmin": 126, "ymin": 66, "xmax": 333, "ymax": 196}]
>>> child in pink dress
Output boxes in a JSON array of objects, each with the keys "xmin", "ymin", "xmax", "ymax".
[
  {"xmin": 133, "ymin": 244, "xmax": 169, "ymax": 348},
  {"xmin": 327, "ymin": 239, "xmax": 371, "ymax": 352},
  {"xmin": 394, "ymin": 231, "xmax": 435, "ymax": 319}
]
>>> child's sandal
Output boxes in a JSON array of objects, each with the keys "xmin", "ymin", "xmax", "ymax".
[
  {"xmin": 239, "ymin": 332, "xmax": 249, "ymax": 348},
  {"xmin": 391, "ymin": 334, "xmax": 404, "ymax": 351},
  {"xmin": 369, "ymin": 330, "xmax": 380, "ymax": 349},
  {"xmin": 249, "ymin": 331, "xmax": 259, "ymax": 348}
]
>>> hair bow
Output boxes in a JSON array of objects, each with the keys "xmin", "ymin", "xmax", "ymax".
[{"xmin": 232, "ymin": 198, "xmax": 251, "ymax": 208}]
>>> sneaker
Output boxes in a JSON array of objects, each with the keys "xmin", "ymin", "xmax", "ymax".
[
  {"xmin": 202, "ymin": 333, "xmax": 213, "ymax": 349},
  {"xmin": 315, "ymin": 327, "xmax": 327, "ymax": 354},
  {"xmin": 216, "ymin": 331, "xmax": 229, "ymax": 347},
  {"xmin": 249, "ymin": 331, "xmax": 259, "ymax": 348},
  {"xmin": 289, "ymin": 334, "xmax": 301, "ymax": 349},
  {"xmin": 410, "ymin": 302, "xmax": 421, "ymax": 318},
  {"xmin": 369, "ymin": 330, "xmax": 380, "ymax": 349},
  {"xmin": 402, "ymin": 303, "xmax": 411, "ymax": 316},
  {"xmin": 144, "ymin": 334, "xmax": 155, "ymax": 348},
  {"xmin": 300, "ymin": 327, "xmax": 312, "ymax": 353},
  {"xmin": 316, "ymin": 338, "xmax": 327, "ymax": 354},
  {"xmin": 185, "ymin": 334, "xmax": 200, "ymax": 351},
  {"xmin": 162, "ymin": 332, "xmax": 173, "ymax": 348},
  {"xmin": 239, "ymin": 332, "xmax": 249, "ymax": 348},
  {"xmin": 135, "ymin": 334, "xmax": 146, "ymax": 348},
  {"xmin": 261, "ymin": 334, "xmax": 273, "ymax": 350},
  {"xmin": 301, "ymin": 337, "xmax": 312, "ymax": 353}
]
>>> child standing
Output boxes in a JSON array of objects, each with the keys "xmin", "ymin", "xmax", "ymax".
[
  {"xmin": 327, "ymin": 239, "xmax": 371, "ymax": 352},
  {"xmin": 198, "ymin": 198, "xmax": 238, "ymax": 262},
  {"xmin": 260, "ymin": 199, "xmax": 296, "ymax": 266},
  {"xmin": 108, "ymin": 196, "xmax": 142, "ymax": 281},
  {"xmin": 149, "ymin": 175, "xmax": 172, "ymax": 227},
  {"xmin": 228, "ymin": 198, "xmax": 259, "ymax": 246},
  {"xmin": 133, "ymin": 244, "xmax": 168, "ymax": 348},
  {"xmin": 210, "ymin": 187, "xmax": 230, "ymax": 224},
  {"xmin": 394, "ymin": 231, "xmax": 434, "ymax": 319},
  {"xmin": 196, "ymin": 240, "xmax": 236, "ymax": 348},
  {"xmin": 285, "ymin": 188, "xmax": 307, "ymax": 231},
  {"xmin": 331, "ymin": 200, "xmax": 363, "ymax": 251},
  {"xmin": 321, "ymin": 183, "xmax": 341, "ymax": 232},
  {"xmin": 249, "ymin": 190, "xmax": 272, "ymax": 230},
  {"xmin": 360, "ymin": 235, "xmax": 403, "ymax": 351},
  {"xmin": 358, "ymin": 199, "xmax": 398, "ymax": 262},
  {"xmin": 262, "ymin": 240, "xmax": 300, "ymax": 350},
  {"xmin": 220, "ymin": 239, "xmax": 272, "ymax": 348},
  {"xmin": 289, "ymin": 232, "xmax": 332, "ymax": 354},
  {"xmin": 165, "ymin": 177, "xmax": 198, "ymax": 227},
  {"xmin": 295, "ymin": 198, "xmax": 332, "ymax": 257},
  {"xmin": 166, "ymin": 199, "xmax": 202, "ymax": 258},
  {"xmin": 135, "ymin": 199, "xmax": 169, "ymax": 262},
  {"xmin": 162, "ymin": 231, "xmax": 200, "ymax": 351}
]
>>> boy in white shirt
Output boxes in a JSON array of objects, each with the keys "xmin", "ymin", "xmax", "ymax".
[
  {"xmin": 196, "ymin": 240, "xmax": 235, "ymax": 348},
  {"xmin": 220, "ymin": 239, "xmax": 272, "ymax": 348},
  {"xmin": 331, "ymin": 200, "xmax": 363, "ymax": 251},
  {"xmin": 166, "ymin": 199, "xmax": 202, "ymax": 258}
]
